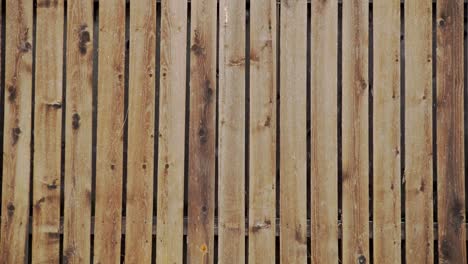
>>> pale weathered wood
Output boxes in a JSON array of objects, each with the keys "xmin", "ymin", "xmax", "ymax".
[
  {"xmin": 187, "ymin": 0, "xmax": 217, "ymax": 263},
  {"xmin": 279, "ymin": 0, "xmax": 307, "ymax": 263},
  {"xmin": 218, "ymin": 0, "xmax": 246, "ymax": 263},
  {"xmin": 436, "ymin": 0, "xmax": 466, "ymax": 263},
  {"xmin": 156, "ymin": 0, "xmax": 187, "ymax": 263},
  {"xmin": 310, "ymin": 0, "xmax": 338, "ymax": 263},
  {"xmin": 124, "ymin": 0, "xmax": 156, "ymax": 263},
  {"xmin": 94, "ymin": 0, "xmax": 126, "ymax": 263},
  {"xmin": 248, "ymin": 0, "xmax": 276, "ymax": 263},
  {"xmin": 63, "ymin": 0, "xmax": 94, "ymax": 263},
  {"xmin": 0, "ymin": 0, "xmax": 33, "ymax": 262},
  {"xmin": 342, "ymin": 0, "xmax": 370, "ymax": 263},
  {"xmin": 32, "ymin": 1, "xmax": 64, "ymax": 263},
  {"xmin": 373, "ymin": 1, "xmax": 401, "ymax": 263},
  {"xmin": 405, "ymin": 0, "xmax": 433, "ymax": 263}
]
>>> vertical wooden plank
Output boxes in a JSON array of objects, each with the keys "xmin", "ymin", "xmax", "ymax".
[
  {"xmin": 94, "ymin": 0, "xmax": 125, "ymax": 263},
  {"xmin": 187, "ymin": 0, "xmax": 217, "ymax": 262},
  {"xmin": 279, "ymin": 0, "xmax": 307, "ymax": 263},
  {"xmin": 310, "ymin": 0, "xmax": 338, "ymax": 263},
  {"xmin": 124, "ymin": 0, "xmax": 156, "ymax": 263},
  {"xmin": 248, "ymin": 0, "xmax": 276, "ymax": 263},
  {"xmin": 156, "ymin": 0, "xmax": 187, "ymax": 262},
  {"xmin": 63, "ymin": 0, "xmax": 93, "ymax": 263},
  {"xmin": 156, "ymin": 0, "xmax": 187, "ymax": 263},
  {"xmin": 32, "ymin": 0, "xmax": 64, "ymax": 263},
  {"xmin": 218, "ymin": 0, "xmax": 245, "ymax": 262},
  {"xmin": 0, "ymin": 0, "xmax": 33, "ymax": 262},
  {"xmin": 373, "ymin": 0, "xmax": 401, "ymax": 263},
  {"xmin": 405, "ymin": 0, "xmax": 433, "ymax": 263},
  {"xmin": 342, "ymin": 0, "xmax": 369, "ymax": 263},
  {"xmin": 436, "ymin": 0, "xmax": 466, "ymax": 263}
]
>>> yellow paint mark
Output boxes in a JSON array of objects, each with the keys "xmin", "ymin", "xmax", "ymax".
[{"xmin": 200, "ymin": 244, "xmax": 208, "ymax": 254}]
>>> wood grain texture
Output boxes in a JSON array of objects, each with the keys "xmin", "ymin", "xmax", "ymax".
[
  {"xmin": 63, "ymin": 0, "xmax": 94, "ymax": 263},
  {"xmin": 341, "ymin": 0, "xmax": 370, "ymax": 263},
  {"xmin": 279, "ymin": 0, "xmax": 307, "ymax": 263},
  {"xmin": 32, "ymin": 0, "xmax": 64, "ymax": 263},
  {"xmin": 436, "ymin": 0, "xmax": 466, "ymax": 263},
  {"xmin": 156, "ymin": 0, "xmax": 187, "ymax": 263},
  {"xmin": 310, "ymin": 0, "xmax": 338, "ymax": 263},
  {"xmin": 405, "ymin": 0, "xmax": 433, "ymax": 263},
  {"xmin": 248, "ymin": 0, "xmax": 276, "ymax": 263},
  {"xmin": 0, "ymin": 0, "xmax": 33, "ymax": 262},
  {"xmin": 187, "ymin": 0, "xmax": 217, "ymax": 263},
  {"xmin": 124, "ymin": 0, "xmax": 156, "ymax": 263},
  {"xmin": 94, "ymin": 0, "xmax": 126, "ymax": 263},
  {"xmin": 218, "ymin": 0, "xmax": 246, "ymax": 263},
  {"xmin": 373, "ymin": 0, "xmax": 401, "ymax": 263}
]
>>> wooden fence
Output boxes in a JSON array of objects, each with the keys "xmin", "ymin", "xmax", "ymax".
[{"xmin": 0, "ymin": 0, "xmax": 467, "ymax": 263}]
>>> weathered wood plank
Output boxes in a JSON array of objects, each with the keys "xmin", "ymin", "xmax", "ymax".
[
  {"xmin": 94, "ymin": 0, "xmax": 126, "ymax": 263},
  {"xmin": 310, "ymin": 0, "xmax": 338, "ymax": 262},
  {"xmin": 436, "ymin": 0, "xmax": 466, "ymax": 263},
  {"xmin": 279, "ymin": 0, "xmax": 307, "ymax": 263},
  {"xmin": 63, "ymin": 0, "xmax": 94, "ymax": 263},
  {"xmin": 124, "ymin": 0, "xmax": 156, "ymax": 263},
  {"xmin": 342, "ymin": 0, "xmax": 370, "ymax": 263},
  {"xmin": 248, "ymin": 0, "xmax": 276, "ymax": 263},
  {"xmin": 155, "ymin": 0, "xmax": 187, "ymax": 263},
  {"xmin": 373, "ymin": 0, "xmax": 401, "ymax": 263},
  {"xmin": 32, "ymin": 0, "xmax": 64, "ymax": 263},
  {"xmin": 0, "ymin": 0, "xmax": 33, "ymax": 262},
  {"xmin": 405, "ymin": 0, "xmax": 433, "ymax": 263},
  {"xmin": 187, "ymin": 0, "xmax": 217, "ymax": 262},
  {"xmin": 218, "ymin": 0, "xmax": 246, "ymax": 263}
]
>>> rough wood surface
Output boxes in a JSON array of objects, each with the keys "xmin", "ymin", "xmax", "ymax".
[
  {"xmin": 32, "ymin": 0, "xmax": 64, "ymax": 263},
  {"xmin": 405, "ymin": 0, "xmax": 433, "ymax": 263},
  {"xmin": 94, "ymin": 0, "xmax": 126, "ymax": 263},
  {"xmin": 63, "ymin": 0, "xmax": 94, "ymax": 263},
  {"xmin": 310, "ymin": 0, "xmax": 338, "ymax": 262},
  {"xmin": 124, "ymin": 0, "xmax": 156, "ymax": 263},
  {"xmin": 436, "ymin": 0, "xmax": 466, "ymax": 263},
  {"xmin": 373, "ymin": 0, "xmax": 401, "ymax": 263},
  {"xmin": 342, "ymin": 0, "xmax": 370, "ymax": 263},
  {"xmin": 156, "ymin": 0, "xmax": 187, "ymax": 263},
  {"xmin": 187, "ymin": 0, "xmax": 217, "ymax": 263},
  {"xmin": 279, "ymin": 0, "xmax": 307, "ymax": 263},
  {"xmin": 248, "ymin": 0, "xmax": 277, "ymax": 263},
  {"xmin": 218, "ymin": 0, "xmax": 246, "ymax": 263},
  {"xmin": 0, "ymin": 0, "xmax": 33, "ymax": 262}
]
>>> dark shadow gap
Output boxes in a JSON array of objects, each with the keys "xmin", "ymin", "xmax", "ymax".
[
  {"xmin": 337, "ymin": 2, "xmax": 343, "ymax": 264},
  {"xmin": 400, "ymin": 2, "xmax": 406, "ymax": 264},
  {"xmin": 183, "ymin": 2, "xmax": 192, "ymax": 263},
  {"xmin": 369, "ymin": 2, "xmax": 374, "ymax": 263},
  {"xmin": 90, "ymin": 1, "xmax": 99, "ymax": 262},
  {"xmin": 152, "ymin": 0, "xmax": 162, "ymax": 259},
  {"xmin": 306, "ymin": 2, "xmax": 311, "ymax": 264},
  {"xmin": 59, "ymin": 1, "xmax": 68, "ymax": 263}
]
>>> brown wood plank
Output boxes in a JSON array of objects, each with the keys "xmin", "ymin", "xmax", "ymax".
[
  {"xmin": 341, "ymin": 0, "xmax": 370, "ymax": 263},
  {"xmin": 94, "ymin": 0, "xmax": 126, "ymax": 262},
  {"xmin": 248, "ymin": 0, "xmax": 277, "ymax": 263},
  {"xmin": 32, "ymin": 0, "xmax": 64, "ymax": 263},
  {"xmin": 405, "ymin": 0, "xmax": 433, "ymax": 263},
  {"xmin": 279, "ymin": 0, "xmax": 307, "ymax": 263},
  {"xmin": 310, "ymin": 0, "xmax": 338, "ymax": 262},
  {"xmin": 218, "ymin": 0, "xmax": 246, "ymax": 262},
  {"xmin": 436, "ymin": 0, "xmax": 466, "ymax": 263},
  {"xmin": 0, "ymin": 0, "xmax": 33, "ymax": 262},
  {"xmin": 155, "ymin": 0, "xmax": 187, "ymax": 263},
  {"xmin": 373, "ymin": 0, "xmax": 401, "ymax": 263},
  {"xmin": 124, "ymin": 0, "xmax": 156, "ymax": 263},
  {"xmin": 63, "ymin": 0, "xmax": 94, "ymax": 263},
  {"xmin": 187, "ymin": 0, "xmax": 217, "ymax": 262}
]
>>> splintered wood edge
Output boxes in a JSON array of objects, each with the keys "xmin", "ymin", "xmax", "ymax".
[{"xmin": 26, "ymin": 217, "xmax": 467, "ymax": 240}]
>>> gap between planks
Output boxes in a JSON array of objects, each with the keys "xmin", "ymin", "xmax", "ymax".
[{"xmin": 25, "ymin": 218, "xmax": 468, "ymax": 240}]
